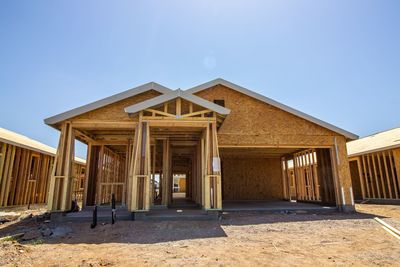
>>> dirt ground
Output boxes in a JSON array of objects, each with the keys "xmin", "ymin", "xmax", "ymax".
[{"xmin": 0, "ymin": 204, "xmax": 399, "ymax": 267}]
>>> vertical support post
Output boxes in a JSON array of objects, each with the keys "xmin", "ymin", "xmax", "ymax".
[
  {"xmin": 47, "ymin": 122, "xmax": 75, "ymax": 211},
  {"xmin": 161, "ymin": 138, "xmax": 170, "ymax": 206},
  {"xmin": 176, "ymin": 98, "xmax": 181, "ymax": 116},
  {"xmin": 2, "ymin": 145, "xmax": 16, "ymax": 206},
  {"xmin": 203, "ymin": 124, "xmax": 210, "ymax": 209},
  {"xmin": 144, "ymin": 122, "xmax": 151, "ymax": 210},
  {"xmin": 128, "ymin": 119, "xmax": 151, "ymax": 212},
  {"xmin": 211, "ymin": 121, "xmax": 222, "ymax": 210},
  {"xmin": 151, "ymin": 142, "xmax": 156, "ymax": 204},
  {"xmin": 281, "ymin": 157, "xmax": 288, "ymax": 200},
  {"xmin": 61, "ymin": 123, "xmax": 75, "ymax": 211},
  {"xmin": 96, "ymin": 145, "xmax": 104, "ymax": 205},
  {"xmin": 200, "ymin": 137, "xmax": 205, "ymax": 207},
  {"xmin": 82, "ymin": 143, "xmax": 92, "ymax": 207},
  {"xmin": 331, "ymin": 136, "xmax": 354, "ymax": 212},
  {"xmin": 128, "ymin": 121, "xmax": 142, "ymax": 211},
  {"xmin": 356, "ymin": 157, "xmax": 366, "ymax": 199}
]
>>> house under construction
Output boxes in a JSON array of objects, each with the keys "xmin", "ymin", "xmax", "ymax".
[
  {"xmin": 347, "ymin": 127, "xmax": 400, "ymax": 202},
  {"xmin": 0, "ymin": 127, "xmax": 86, "ymax": 208},
  {"xmin": 44, "ymin": 78, "xmax": 358, "ymax": 218}
]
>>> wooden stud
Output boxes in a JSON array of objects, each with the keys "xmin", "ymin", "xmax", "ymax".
[
  {"xmin": 176, "ymin": 98, "xmax": 181, "ymax": 116},
  {"xmin": 362, "ymin": 155, "xmax": 371, "ymax": 198},
  {"xmin": 376, "ymin": 152, "xmax": 386, "ymax": 198},
  {"xmin": 388, "ymin": 150, "xmax": 399, "ymax": 199},
  {"xmin": 382, "ymin": 151, "xmax": 393, "ymax": 199},
  {"xmin": 392, "ymin": 149, "xmax": 400, "ymax": 199},
  {"xmin": 366, "ymin": 155, "xmax": 376, "ymax": 198},
  {"xmin": 371, "ymin": 153, "xmax": 381, "ymax": 198},
  {"xmin": 356, "ymin": 157, "xmax": 366, "ymax": 199}
]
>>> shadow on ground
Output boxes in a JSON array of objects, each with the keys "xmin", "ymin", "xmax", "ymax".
[{"xmin": 0, "ymin": 207, "xmax": 385, "ymax": 245}]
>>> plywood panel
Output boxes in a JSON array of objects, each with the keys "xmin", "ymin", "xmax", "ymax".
[
  {"xmin": 194, "ymin": 85, "xmax": 338, "ymax": 147},
  {"xmin": 72, "ymin": 90, "xmax": 161, "ymax": 122},
  {"xmin": 221, "ymin": 157, "xmax": 283, "ymax": 200}
]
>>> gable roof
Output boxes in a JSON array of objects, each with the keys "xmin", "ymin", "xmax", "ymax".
[
  {"xmin": 186, "ymin": 78, "xmax": 358, "ymax": 140},
  {"xmin": 45, "ymin": 82, "xmax": 173, "ymax": 125},
  {"xmin": 0, "ymin": 127, "xmax": 85, "ymax": 164},
  {"xmin": 347, "ymin": 127, "xmax": 400, "ymax": 157},
  {"xmin": 124, "ymin": 89, "xmax": 231, "ymax": 115}
]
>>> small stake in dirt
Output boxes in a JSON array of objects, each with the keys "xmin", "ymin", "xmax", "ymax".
[
  {"xmin": 111, "ymin": 193, "xmax": 116, "ymax": 224},
  {"xmin": 91, "ymin": 205, "xmax": 97, "ymax": 229}
]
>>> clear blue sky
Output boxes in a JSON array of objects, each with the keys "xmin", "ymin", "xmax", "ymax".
[{"xmin": 1, "ymin": 1, "xmax": 399, "ymax": 158}]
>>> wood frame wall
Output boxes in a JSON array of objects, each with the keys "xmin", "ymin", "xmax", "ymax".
[
  {"xmin": 130, "ymin": 99, "xmax": 223, "ymax": 211},
  {"xmin": 48, "ymin": 97, "xmax": 224, "ymax": 212},
  {"xmin": 0, "ymin": 141, "xmax": 85, "ymax": 208},
  {"xmin": 281, "ymin": 148, "xmax": 337, "ymax": 205},
  {"xmin": 350, "ymin": 148, "xmax": 400, "ymax": 200}
]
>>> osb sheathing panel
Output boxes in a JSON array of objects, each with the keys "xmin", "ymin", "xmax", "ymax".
[
  {"xmin": 71, "ymin": 90, "xmax": 162, "ymax": 122},
  {"xmin": 222, "ymin": 157, "xmax": 283, "ymax": 200},
  {"xmin": 197, "ymin": 85, "xmax": 354, "ymax": 206},
  {"xmin": 335, "ymin": 135, "xmax": 353, "ymax": 205},
  {"xmin": 195, "ymin": 85, "xmax": 339, "ymax": 147}
]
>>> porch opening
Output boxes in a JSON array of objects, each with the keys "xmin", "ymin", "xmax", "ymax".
[{"xmin": 150, "ymin": 126, "xmax": 205, "ymax": 209}]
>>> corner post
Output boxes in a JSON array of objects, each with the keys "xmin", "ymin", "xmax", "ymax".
[{"xmin": 331, "ymin": 136, "xmax": 355, "ymax": 212}]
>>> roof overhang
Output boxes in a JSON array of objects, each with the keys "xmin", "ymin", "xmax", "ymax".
[
  {"xmin": 347, "ymin": 127, "xmax": 400, "ymax": 157},
  {"xmin": 0, "ymin": 127, "xmax": 85, "ymax": 164},
  {"xmin": 44, "ymin": 82, "xmax": 173, "ymax": 126},
  {"xmin": 187, "ymin": 78, "xmax": 358, "ymax": 140}
]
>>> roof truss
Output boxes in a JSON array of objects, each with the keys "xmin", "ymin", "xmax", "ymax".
[{"xmin": 124, "ymin": 89, "xmax": 231, "ymax": 115}]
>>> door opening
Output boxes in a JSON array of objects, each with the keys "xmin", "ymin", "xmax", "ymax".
[{"xmin": 172, "ymin": 173, "xmax": 187, "ymax": 200}]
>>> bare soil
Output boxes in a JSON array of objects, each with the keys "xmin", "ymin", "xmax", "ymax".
[{"xmin": 1, "ymin": 204, "xmax": 399, "ymax": 266}]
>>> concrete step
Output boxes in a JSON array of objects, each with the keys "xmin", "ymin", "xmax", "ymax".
[
  {"xmin": 134, "ymin": 210, "xmax": 219, "ymax": 221},
  {"xmin": 51, "ymin": 208, "xmax": 133, "ymax": 222},
  {"xmin": 168, "ymin": 204, "xmax": 200, "ymax": 209}
]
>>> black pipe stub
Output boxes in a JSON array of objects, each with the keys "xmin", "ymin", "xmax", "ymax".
[{"xmin": 90, "ymin": 205, "xmax": 97, "ymax": 228}]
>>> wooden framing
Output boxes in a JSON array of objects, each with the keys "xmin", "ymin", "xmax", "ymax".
[
  {"xmin": 280, "ymin": 148, "xmax": 336, "ymax": 204},
  {"xmin": 350, "ymin": 149, "xmax": 400, "ymax": 200},
  {"xmin": 48, "ymin": 122, "xmax": 77, "ymax": 211},
  {"xmin": 292, "ymin": 149, "xmax": 321, "ymax": 202},
  {"xmin": 44, "ymin": 79, "xmax": 356, "ymax": 213},
  {"xmin": 0, "ymin": 139, "xmax": 85, "ymax": 208},
  {"xmin": 127, "ymin": 119, "xmax": 151, "ymax": 211}
]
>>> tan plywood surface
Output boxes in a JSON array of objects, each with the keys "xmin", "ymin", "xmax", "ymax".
[{"xmin": 195, "ymin": 85, "xmax": 339, "ymax": 147}]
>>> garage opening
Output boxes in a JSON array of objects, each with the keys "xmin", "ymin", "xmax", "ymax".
[{"xmin": 220, "ymin": 147, "xmax": 338, "ymax": 211}]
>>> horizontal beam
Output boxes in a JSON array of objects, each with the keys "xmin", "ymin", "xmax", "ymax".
[
  {"xmin": 71, "ymin": 120, "xmax": 137, "ymax": 129},
  {"xmin": 219, "ymin": 144, "xmax": 333, "ymax": 149},
  {"xmin": 147, "ymin": 120, "xmax": 210, "ymax": 128}
]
